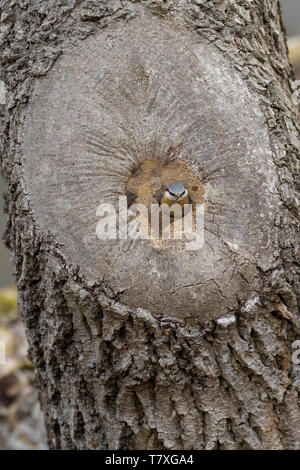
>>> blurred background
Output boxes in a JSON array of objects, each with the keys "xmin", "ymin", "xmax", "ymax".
[{"xmin": 0, "ymin": 0, "xmax": 299, "ymax": 450}]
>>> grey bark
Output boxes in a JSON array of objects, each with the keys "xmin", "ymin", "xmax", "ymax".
[{"xmin": 0, "ymin": 0, "xmax": 299, "ymax": 450}]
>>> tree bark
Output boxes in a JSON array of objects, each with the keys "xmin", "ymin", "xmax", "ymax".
[{"xmin": 0, "ymin": 0, "xmax": 299, "ymax": 450}]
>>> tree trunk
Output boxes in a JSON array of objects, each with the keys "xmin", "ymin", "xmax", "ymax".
[{"xmin": 0, "ymin": 0, "xmax": 299, "ymax": 450}]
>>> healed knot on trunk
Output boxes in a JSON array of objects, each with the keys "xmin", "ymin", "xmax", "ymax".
[{"xmin": 22, "ymin": 13, "xmax": 279, "ymax": 322}]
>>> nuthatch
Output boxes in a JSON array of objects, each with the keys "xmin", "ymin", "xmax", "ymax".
[{"xmin": 160, "ymin": 182, "xmax": 190, "ymax": 213}]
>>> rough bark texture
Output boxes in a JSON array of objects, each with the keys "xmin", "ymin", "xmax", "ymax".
[{"xmin": 0, "ymin": 0, "xmax": 299, "ymax": 450}]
